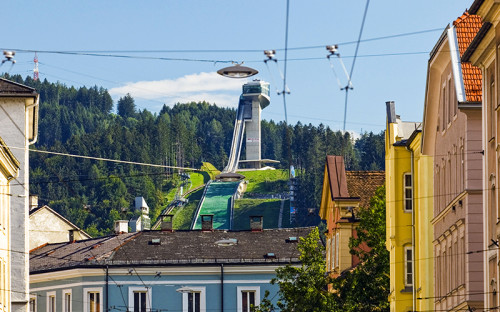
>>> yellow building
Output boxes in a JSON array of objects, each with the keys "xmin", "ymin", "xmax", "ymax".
[
  {"xmin": 385, "ymin": 101, "xmax": 433, "ymax": 312},
  {"xmin": 319, "ymin": 156, "xmax": 384, "ymax": 277},
  {"xmin": 0, "ymin": 136, "xmax": 20, "ymax": 312}
]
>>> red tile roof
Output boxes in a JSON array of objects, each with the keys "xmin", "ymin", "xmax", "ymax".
[{"xmin": 454, "ymin": 12, "xmax": 483, "ymax": 102}]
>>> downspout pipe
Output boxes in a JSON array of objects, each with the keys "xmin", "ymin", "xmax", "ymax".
[
  {"xmin": 27, "ymin": 95, "xmax": 39, "ymax": 145},
  {"xmin": 106, "ymin": 265, "xmax": 109, "ymax": 312},
  {"xmin": 220, "ymin": 264, "xmax": 224, "ymax": 312},
  {"xmin": 405, "ymin": 142, "xmax": 416, "ymax": 312}
]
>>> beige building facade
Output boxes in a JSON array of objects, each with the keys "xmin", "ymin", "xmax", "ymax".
[
  {"xmin": 466, "ymin": 0, "xmax": 500, "ymax": 308},
  {"xmin": 423, "ymin": 12, "xmax": 484, "ymax": 310},
  {"xmin": 29, "ymin": 205, "xmax": 91, "ymax": 250},
  {"xmin": 0, "ymin": 137, "xmax": 19, "ymax": 312},
  {"xmin": 0, "ymin": 78, "xmax": 39, "ymax": 312}
]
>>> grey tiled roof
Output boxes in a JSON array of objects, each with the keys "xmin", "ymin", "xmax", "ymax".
[
  {"xmin": 0, "ymin": 78, "xmax": 37, "ymax": 96},
  {"xmin": 30, "ymin": 228, "xmax": 313, "ymax": 273}
]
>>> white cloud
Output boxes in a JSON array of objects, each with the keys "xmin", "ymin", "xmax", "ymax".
[{"xmin": 109, "ymin": 72, "xmax": 246, "ymax": 108}]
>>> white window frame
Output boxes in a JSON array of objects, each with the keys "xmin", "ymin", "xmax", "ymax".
[
  {"xmin": 29, "ymin": 294, "xmax": 37, "ymax": 312},
  {"xmin": 63, "ymin": 289, "xmax": 72, "ymax": 312},
  {"xmin": 335, "ymin": 233, "xmax": 339, "ymax": 268},
  {"xmin": 182, "ymin": 287, "xmax": 206, "ymax": 312},
  {"xmin": 403, "ymin": 173, "xmax": 412, "ymax": 212},
  {"xmin": 326, "ymin": 237, "xmax": 331, "ymax": 270},
  {"xmin": 83, "ymin": 288, "xmax": 103, "ymax": 312},
  {"xmin": 404, "ymin": 246, "xmax": 413, "ymax": 287},
  {"xmin": 128, "ymin": 286, "xmax": 152, "ymax": 312},
  {"xmin": 330, "ymin": 236, "xmax": 335, "ymax": 271},
  {"xmin": 237, "ymin": 286, "xmax": 260, "ymax": 312},
  {"xmin": 47, "ymin": 291, "xmax": 56, "ymax": 312}
]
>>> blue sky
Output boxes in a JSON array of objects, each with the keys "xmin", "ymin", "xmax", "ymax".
[{"xmin": 2, "ymin": 0, "xmax": 473, "ymax": 133}]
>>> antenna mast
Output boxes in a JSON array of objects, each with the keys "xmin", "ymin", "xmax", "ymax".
[{"xmin": 33, "ymin": 52, "xmax": 39, "ymax": 81}]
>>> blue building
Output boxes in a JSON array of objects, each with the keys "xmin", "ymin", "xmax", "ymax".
[{"xmin": 30, "ymin": 220, "xmax": 311, "ymax": 312}]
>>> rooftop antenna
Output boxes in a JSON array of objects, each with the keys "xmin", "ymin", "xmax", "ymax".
[
  {"xmin": 33, "ymin": 52, "xmax": 39, "ymax": 81},
  {"xmin": 326, "ymin": 45, "xmax": 353, "ymax": 131}
]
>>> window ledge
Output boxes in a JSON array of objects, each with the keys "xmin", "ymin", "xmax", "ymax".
[{"xmin": 400, "ymin": 286, "xmax": 413, "ymax": 293}]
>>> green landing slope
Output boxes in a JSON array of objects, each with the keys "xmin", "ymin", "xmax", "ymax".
[{"xmin": 192, "ymin": 181, "xmax": 240, "ymax": 230}]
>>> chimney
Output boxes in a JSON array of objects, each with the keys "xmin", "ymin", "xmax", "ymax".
[
  {"xmin": 250, "ymin": 216, "xmax": 263, "ymax": 232},
  {"xmin": 114, "ymin": 220, "xmax": 129, "ymax": 234},
  {"xmin": 68, "ymin": 230, "xmax": 75, "ymax": 242},
  {"xmin": 386, "ymin": 101, "xmax": 396, "ymax": 124},
  {"xmin": 201, "ymin": 215, "xmax": 214, "ymax": 231},
  {"xmin": 160, "ymin": 214, "xmax": 174, "ymax": 232},
  {"xmin": 29, "ymin": 195, "xmax": 38, "ymax": 211}
]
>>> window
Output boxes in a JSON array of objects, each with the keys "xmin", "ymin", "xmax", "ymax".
[
  {"xmin": 326, "ymin": 238, "xmax": 331, "ymax": 270},
  {"xmin": 241, "ymin": 291, "xmax": 255, "ymax": 312},
  {"xmin": 84, "ymin": 288, "xmax": 102, "ymax": 312},
  {"xmin": 47, "ymin": 292, "xmax": 56, "ymax": 312},
  {"xmin": 448, "ymin": 77, "xmax": 455, "ymax": 121},
  {"xmin": 128, "ymin": 287, "xmax": 151, "ymax": 312},
  {"xmin": 404, "ymin": 246, "xmax": 413, "ymax": 287},
  {"xmin": 441, "ymin": 84, "xmax": 448, "ymax": 131},
  {"xmin": 237, "ymin": 287, "xmax": 260, "ymax": 312},
  {"xmin": 404, "ymin": 173, "xmax": 412, "ymax": 211},
  {"xmin": 335, "ymin": 233, "xmax": 339, "ymax": 268},
  {"xmin": 188, "ymin": 292, "xmax": 200, "ymax": 312},
  {"xmin": 89, "ymin": 293, "xmax": 99, "ymax": 312},
  {"xmin": 29, "ymin": 295, "xmax": 37, "ymax": 312},
  {"xmin": 488, "ymin": 64, "xmax": 495, "ymax": 139},
  {"xmin": 330, "ymin": 235, "xmax": 336, "ymax": 270},
  {"xmin": 63, "ymin": 290, "xmax": 72, "ymax": 312},
  {"xmin": 182, "ymin": 287, "xmax": 205, "ymax": 312}
]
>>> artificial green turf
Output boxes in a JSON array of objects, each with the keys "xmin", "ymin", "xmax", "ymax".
[{"xmin": 192, "ymin": 181, "xmax": 240, "ymax": 229}]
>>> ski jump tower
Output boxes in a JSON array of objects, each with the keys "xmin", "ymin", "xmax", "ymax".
[{"xmin": 218, "ymin": 80, "xmax": 272, "ymax": 178}]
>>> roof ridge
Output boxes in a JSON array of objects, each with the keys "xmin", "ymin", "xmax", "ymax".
[{"xmin": 453, "ymin": 11, "xmax": 470, "ymax": 26}]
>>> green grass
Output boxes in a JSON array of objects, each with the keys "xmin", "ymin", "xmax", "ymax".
[
  {"xmin": 201, "ymin": 162, "xmax": 220, "ymax": 180},
  {"xmin": 188, "ymin": 172, "xmax": 206, "ymax": 190},
  {"xmin": 233, "ymin": 198, "xmax": 291, "ymax": 230},
  {"xmin": 239, "ymin": 169, "xmax": 288, "ymax": 194},
  {"xmin": 165, "ymin": 188, "xmax": 178, "ymax": 202},
  {"xmin": 171, "ymin": 188, "xmax": 204, "ymax": 229}
]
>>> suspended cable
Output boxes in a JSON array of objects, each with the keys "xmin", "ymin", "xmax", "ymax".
[
  {"xmin": 342, "ymin": 0, "xmax": 370, "ymax": 131},
  {"xmin": 282, "ymin": 0, "xmax": 293, "ymax": 181},
  {"xmin": 3, "ymin": 49, "xmax": 235, "ymax": 64},
  {"xmin": 1, "ymin": 27, "xmax": 444, "ymax": 55},
  {"xmin": 0, "ymin": 144, "xmax": 200, "ymax": 171}
]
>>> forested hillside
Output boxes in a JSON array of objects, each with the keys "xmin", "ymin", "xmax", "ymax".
[{"xmin": 3, "ymin": 74, "xmax": 384, "ymax": 235}]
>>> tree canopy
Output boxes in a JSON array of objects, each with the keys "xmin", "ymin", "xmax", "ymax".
[
  {"xmin": 2, "ymin": 74, "xmax": 385, "ymax": 235},
  {"xmin": 254, "ymin": 186, "xmax": 389, "ymax": 312}
]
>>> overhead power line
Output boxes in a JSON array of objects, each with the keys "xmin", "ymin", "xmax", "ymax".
[
  {"xmin": 1, "ymin": 27, "xmax": 443, "ymax": 55},
  {"xmin": 342, "ymin": 0, "xmax": 370, "ymax": 132},
  {"xmin": 1, "ymin": 144, "xmax": 200, "ymax": 172}
]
